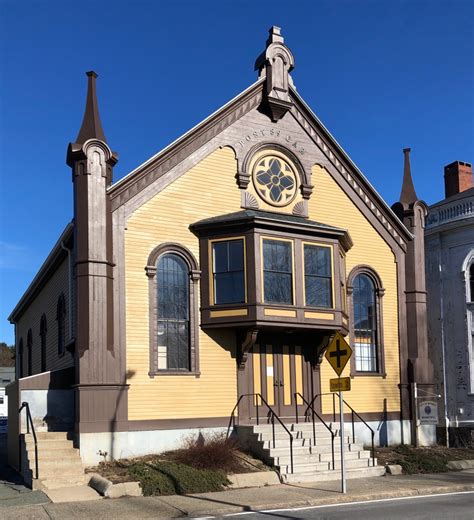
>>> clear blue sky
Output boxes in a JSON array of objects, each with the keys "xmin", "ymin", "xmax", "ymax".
[{"xmin": 0, "ymin": 0, "xmax": 473, "ymax": 344}]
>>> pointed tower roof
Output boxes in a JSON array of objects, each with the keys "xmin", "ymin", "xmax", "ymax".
[
  {"xmin": 75, "ymin": 71, "xmax": 107, "ymax": 145},
  {"xmin": 399, "ymin": 147, "xmax": 418, "ymax": 206}
]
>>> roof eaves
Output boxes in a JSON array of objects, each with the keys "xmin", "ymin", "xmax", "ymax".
[
  {"xmin": 8, "ymin": 222, "xmax": 73, "ymax": 323},
  {"xmin": 289, "ymin": 87, "xmax": 413, "ymax": 243},
  {"xmin": 108, "ymin": 78, "xmax": 265, "ymax": 195}
]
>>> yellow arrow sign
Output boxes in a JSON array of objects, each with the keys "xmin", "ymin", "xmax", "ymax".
[
  {"xmin": 330, "ymin": 377, "xmax": 351, "ymax": 392},
  {"xmin": 325, "ymin": 332, "xmax": 353, "ymax": 376}
]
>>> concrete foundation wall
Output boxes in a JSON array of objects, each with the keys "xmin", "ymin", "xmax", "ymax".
[
  {"xmin": 79, "ymin": 426, "xmax": 227, "ymax": 465},
  {"xmin": 21, "ymin": 389, "xmax": 74, "ymax": 431}
]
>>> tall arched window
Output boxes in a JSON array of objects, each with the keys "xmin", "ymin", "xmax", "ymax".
[
  {"xmin": 464, "ymin": 251, "xmax": 474, "ymax": 392},
  {"xmin": 27, "ymin": 329, "xmax": 33, "ymax": 376},
  {"xmin": 18, "ymin": 338, "xmax": 24, "ymax": 378},
  {"xmin": 56, "ymin": 294, "xmax": 66, "ymax": 357},
  {"xmin": 347, "ymin": 266, "xmax": 385, "ymax": 375},
  {"xmin": 146, "ymin": 243, "xmax": 201, "ymax": 376},
  {"xmin": 40, "ymin": 314, "xmax": 47, "ymax": 372}
]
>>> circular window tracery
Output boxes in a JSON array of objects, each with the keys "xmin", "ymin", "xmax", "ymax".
[{"xmin": 252, "ymin": 154, "xmax": 298, "ymax": 207}]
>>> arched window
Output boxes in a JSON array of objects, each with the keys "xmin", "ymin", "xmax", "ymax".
[
  {"xmin": 40, "ymin": 314, "xmax": 47, "ymax": 372},
  {"xmin": 18, "ymin": 338, "xmax": 23, "ymax": 378},
  {"xmin": 56, "ymin": 294, "xmax": 66, "ymax": 357},
  {"xmin": 347, "ymin": 266, "xmax": 385, "ymax": 375},
  {"xmin": 146, "ymin": 243, "xmax": 201, "ymax": 376},
  {"xmin": 464, "ymin": 251, "xmax": 474, "ymax": 392},
  {"xmin": 27, "ymin": 329, "xmax": 33, "ymax": 376}
]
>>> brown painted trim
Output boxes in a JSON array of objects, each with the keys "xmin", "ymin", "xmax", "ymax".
[
  {"xmin": 145, "ymin": 243, "xmax": 201, "ymax": 376},
  {"xmin": 347, "ymin": 265, "xmax": 386, "ymax": 377},
  {"xmin": 9, "ymin": 224, "xmax": 73, "ymax": 323},
  {"xmin": 18, "ymin": 367, "xmax": 75, "ymax": 390},
  {"xmin": 127, "ymin": 417, "xmax": 230, "ymax": 431}
]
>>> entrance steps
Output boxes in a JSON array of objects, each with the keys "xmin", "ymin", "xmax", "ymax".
[
  {"xmin": 22, "ymin": 431, "xmax": 87, "ymax": 490},
  {"xmin": 236, "ymin": 422, "xmax": 385, "ymax": 484}
]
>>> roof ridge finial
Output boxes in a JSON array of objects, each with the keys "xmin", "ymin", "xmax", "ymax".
[
  {"xmin": 255, "ymin": 26, "xmax": 295, "ymax": 122},
  {"xmin": 399, "ymin": 147, "xmax": 418, "ymax": 206},
  {"xmin": 75, "ymin": 71, "xmax": 107, "ymax": 145}
]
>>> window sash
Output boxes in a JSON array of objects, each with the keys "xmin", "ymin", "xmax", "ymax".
[
  {"xmin": 263, "ymin": 239, "xmax": 293, "ymax": 304},
  {"xmin": 157, "ymin": 254, "xmax": 190, "ymax": 371},
  {"xmin": 212, "ymin": 239, "xmax": 245, "ymax": 305},
  {"xmin": 304, "ymin": 245, "xmax": 333, "ymax": 308}
]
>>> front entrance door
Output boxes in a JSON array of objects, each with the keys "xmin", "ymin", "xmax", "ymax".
[{"xmin": 238, "ymin": 337, "xmax": 320, "ymax": 422}]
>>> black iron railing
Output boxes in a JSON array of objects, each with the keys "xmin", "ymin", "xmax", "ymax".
[
  {"xmin": 227, "ymin": 393, "xmax": 294, "ymax": 474},
  {"xmin": 294, "ymin": 392, "xmax": 336, "ymax": 470},
  {"xmin": 304, "ymin": 392, "xmax": 337, "ymax": 423},
  {"xmin": 342, "ymin": 397, "xmax": 375, "ymax": 467},
  {"xmin": 19, "ymin": 401, "xmax": 38, "ymax": 479}
]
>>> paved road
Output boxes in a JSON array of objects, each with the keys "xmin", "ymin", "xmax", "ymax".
[{"xmin": 220, "ymin": 491, "xmax": 474, "ymax": 519}]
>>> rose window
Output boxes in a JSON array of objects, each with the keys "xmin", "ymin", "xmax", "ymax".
[{"xmin": 253, "ymin": 155, "xmax": 298, "ymax": 207}]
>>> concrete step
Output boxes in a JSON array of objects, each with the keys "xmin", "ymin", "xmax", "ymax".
[
  {"xmin": 280, "ymin": 457, "xmax": 375, "ymax": 475},
  {"xmin": 25, "ymin": 439, "xmax": 76, "ymax": 450},
  {"xmin": 281, "ymin": 465, "xmax": 386, "ymax": 483},
  {"xmin": 25, "ymin": 431, "xmax": 73, "ymax": 441},
  {"xmin": 27, "ymin": 457, "xmax": 83, "ymax": 471},
  {"xmin": 33, "ymin": 474, "xmax": 87, "ymax": 490},
  {"xmin": 253, "ymin": 423, "xmax": 339, "ymax": 434},
  {"xmin": 27, "ymin": 448, "xmax": 82, "ymax": 461},
  {"xmin": 274, "ymin": 449, "xmax": 370, "ymax": 466}
]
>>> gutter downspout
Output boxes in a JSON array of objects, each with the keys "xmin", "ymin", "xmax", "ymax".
[{"xmin": 61, "ymin": 241, "xmax": 74, "ymax": 341}]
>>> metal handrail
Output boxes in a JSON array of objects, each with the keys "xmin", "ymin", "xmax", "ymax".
[
  {"xmin": 342, "ymin": 397, "xmax": 375, "ymax": 467},
  {"xmin": 294, "ymin": 392, "xmax": 335, "ymax": 470},
  {"xmin": 227, "ymin": 393, "xmax": 294, "ymax": 474},
  {"xmin": 19, "ymin": 401, "xmax": 39, "ymax": 480},
  {"xmin": 304, "ymin": 392, "xmax": 337, "ymax": 423}
]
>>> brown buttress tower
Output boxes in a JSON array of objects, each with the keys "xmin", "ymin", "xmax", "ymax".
[
  {"xmin": 67, "ymin": 72, "xmax": 128, "ymax": 435},
  {"xmin": 392, "ymin": 148, "xmax": 433, "ymax": 386}
]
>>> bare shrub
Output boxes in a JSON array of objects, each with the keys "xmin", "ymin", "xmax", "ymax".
[{"xmin": 170, "ymin": 432, "xmax": 243, "ymax": 473}]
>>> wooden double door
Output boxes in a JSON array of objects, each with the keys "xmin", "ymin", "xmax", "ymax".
[{"xmin": 238, "ymin": 337, "xmax": 320, "ymax": 422}]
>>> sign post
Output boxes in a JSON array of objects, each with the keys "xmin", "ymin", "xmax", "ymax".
[{"xmin": 325, "ymin": 332, "xmax": 353, "ymax": 495}]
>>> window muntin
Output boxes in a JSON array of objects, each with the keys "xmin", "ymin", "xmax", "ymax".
[
  {"xmin": 304, "ymin": 244, "xmax": 333, "ymax": 308},
  {"xmin": 353, "ymin": 274, "xmax": 378, "ymax": 372},
  {"xmin": 157, "ymin": 253, "xmax": 190, "ymax": 371},
  {"xmin": 27, "ymin": 329, "xmax": 33, "ymax": 376},
  {"xmin": 263, "ymin": 238, "xmax": 293, "ymax": 304},
  {"xmin": 40, "ymin": 314, "xmax": 47, "ymax": 372},
  {"xmin": 56, "ymin": 295, "xmax": 66, "ymax": 357},
  {"xmin": 212, "ymin": 239, "xmax": 245, "ymax": 305}
]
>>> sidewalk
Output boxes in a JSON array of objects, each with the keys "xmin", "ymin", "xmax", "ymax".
[{"xmin": 1, "ymin": 470, "xmax": 474, "ymax": 519}]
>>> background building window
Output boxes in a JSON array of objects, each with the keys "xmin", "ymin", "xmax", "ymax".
[
  {"xmin": 56, "ymin": 294, "xmax": 66, "ymax": 357},
  {"xmin": 157, "ymin": 254, "xmax": 190, "ymax": 371},
  {"xmin": 263, "ymin": 239, "xmax": 293, "ymax": 304},
  {"xmin": 304, "ymin": 244, "xmax": 332, "ymax": 308},
  {"xmin": 353, "ymin": 274, "xmax": 378, "ymax": 372},
  {"xmin": 212, "ymin": 239, "xmax": 245, "ymax": 304},
  {"xmin": 40, "ymin": 314, "xmax": 47, "ymax": 372},
  {"xmin": 470, "ymin": 263, "xmax": 474, "ymax": 303},
  {"xmin": 27, "ymin": 329, "xmax": 33, "ymax": 376}
]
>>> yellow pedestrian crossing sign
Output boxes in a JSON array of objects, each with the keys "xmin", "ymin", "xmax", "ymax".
[{"xmin": 325, "ymin": 332, "xmax": 352, "ymax": 376}]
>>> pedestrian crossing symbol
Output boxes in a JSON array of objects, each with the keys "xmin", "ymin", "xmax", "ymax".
[{"xmin": 325, "ymin": 332, "xmax": 352, "ymax": 376}]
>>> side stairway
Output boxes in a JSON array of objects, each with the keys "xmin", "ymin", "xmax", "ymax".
[
  {"xmin": 22, "ymin": 431, "xmax": 87, "ymax": 490},
  {"xmin": 237, "ymin": 422, "xmax": 385, "ymax": 483}
]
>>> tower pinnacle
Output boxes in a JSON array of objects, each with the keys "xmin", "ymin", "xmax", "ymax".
[
  {"xmin": 399, "ymin": 148, "xmax": 418, "ymax": 206},
  {"xmin": 75, "ymin": 71, "xmax": 107, "ymax": 145}
]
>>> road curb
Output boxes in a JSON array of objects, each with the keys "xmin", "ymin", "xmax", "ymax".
[{"xmin": 184, "ymin": 483, "xmax": 474, "ymax": 517}]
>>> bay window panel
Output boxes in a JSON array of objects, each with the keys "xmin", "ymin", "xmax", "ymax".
[
  {"xmin": 212, "ymin": 239, "xmax": 245, "ymax": 304},
  {"xmin": 263, "ymin": 239, "xmax": 293, "ymax": 304},
  {"xmin": 304, "ymin": 245, "xmax": 332, "ymax": 308}
]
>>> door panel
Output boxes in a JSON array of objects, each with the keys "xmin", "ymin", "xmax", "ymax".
[{"xmin": 239, "ymin": 338, "xmax": 317, "ymax": 421}]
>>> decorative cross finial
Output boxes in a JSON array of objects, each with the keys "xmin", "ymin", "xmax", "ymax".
[
  {"xmin": 75, "ymin": 71, "xmax": 107, "ymax": 145},
  {"xmin": 255, "ymin": 26, "xmax": 295, "ymax": 121}
]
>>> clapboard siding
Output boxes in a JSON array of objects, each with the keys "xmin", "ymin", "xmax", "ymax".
[
  {"xmin": 309, "ymin": 165, "xmax": 400, "ymax": 414},
  {"xmin": 16, "ymin": 258, "xmax": 74, "ymax": 376},
  {"xmin": 125, "ymin": 147, "xmax": 241, "ymax": 420}
]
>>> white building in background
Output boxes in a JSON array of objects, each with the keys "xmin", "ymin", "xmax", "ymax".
[{"xmin": 425, "ymin": 161, "xmax": 474, "ymax": 443}]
